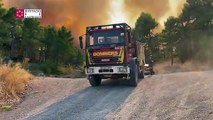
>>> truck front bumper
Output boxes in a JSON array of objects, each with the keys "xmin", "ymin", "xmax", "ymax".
[{"xmin": 85, "ymin": 66, "xmax": 130, "ymax": 75}]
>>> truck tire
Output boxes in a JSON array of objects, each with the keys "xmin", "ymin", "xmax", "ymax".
[
  {"xmin": 150, "ymin": 68, "xmax": 155, "ymax": 75},
  {"xmin": 88, "ymin": 75, "xmax": 101, "ymax": 87},
  {"xmin": 139, "ymin": 70, "xmax": 144, "ymax": 79},
  {"xmin": 129, "ymin": 59, "xmax": 138, "ymax": 86}
]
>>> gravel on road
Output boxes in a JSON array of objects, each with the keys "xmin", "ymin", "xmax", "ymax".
[
  {"xmin": 1, "ymin": 71, "xmax": 213, "ymax": 120},
  {"xmin": 107, "ymin": 71, "xmax": 213, "ymax": 120}
]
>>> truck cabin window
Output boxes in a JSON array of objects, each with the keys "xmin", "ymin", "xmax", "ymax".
[{"xmin": 88, "ymin": 30, "xmax": 125, "ymax": 46}]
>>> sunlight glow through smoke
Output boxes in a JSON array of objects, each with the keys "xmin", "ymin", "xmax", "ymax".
[{"xmin": 109, "ymin": 0, "xmax": 128, "ymax": 24}]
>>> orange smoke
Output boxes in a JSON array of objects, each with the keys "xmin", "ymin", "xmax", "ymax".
[
  {"xmin": 2, "ymin": 0, "xmax": 186, "ymax": 41},
  {"xmin": 124, "ymin": 0, "xmax": 186, "ymax": 30},
  {"xmin": 3, "ymin": 0, "xmax": 111, "ymax": 43},
  {"xmin": 124, "ymin": 0, "xmax": 170, "ymax": 26}
]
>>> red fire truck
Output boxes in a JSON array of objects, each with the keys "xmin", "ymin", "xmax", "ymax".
[{"xmin": 79, "ymin": 23, "xmax": 145, "ymax": 86}]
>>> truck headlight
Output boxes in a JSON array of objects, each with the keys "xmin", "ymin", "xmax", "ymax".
[
  {"xmin": 118, "ymin": 67, "xmax": 127, "ymax": 72},
  {"xmin": 87, "ymin": 68, "xmax": 94, "ymax": 73}
]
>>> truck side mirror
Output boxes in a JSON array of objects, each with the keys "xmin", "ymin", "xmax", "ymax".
[{"xmin": 79, "ymin": 36, "xmax": 83, "ymax": 49}]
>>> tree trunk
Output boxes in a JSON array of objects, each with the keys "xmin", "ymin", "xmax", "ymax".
[{"xmin": 171, "ymin": 48, "xmax": 173, "ymax": 66}]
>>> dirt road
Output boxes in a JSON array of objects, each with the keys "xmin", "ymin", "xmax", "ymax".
[
  {"xmin": 107, "ymin": 71, "xmax": 213, "ymax": 120},
  {"xmin": 1, "ymin": 71, "xmax": 213, "ymax": 120},
  {"xmin": 28, "ymin": 80, "xmax": 134, "ymax": 120}
]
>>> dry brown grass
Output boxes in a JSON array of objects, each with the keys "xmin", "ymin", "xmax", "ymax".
[
  {"xmin": 0, "ymin": 64, "xmax": 33, "ymax": 106},
  {"xmin": 154, "ymin": 60, "xmax": 213, "ymax": 74}
]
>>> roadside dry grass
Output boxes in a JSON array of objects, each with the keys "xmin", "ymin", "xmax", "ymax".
[
  {"xmin": 154, "ymin": 60, "xmax": 213, "ymax": 74},
  {"xmin": 0, "ymin": 64, "xmax": 33, "ymax": 107}
]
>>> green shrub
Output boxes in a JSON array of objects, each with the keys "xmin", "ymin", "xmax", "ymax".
[
  {"xmin": 57, "ymin": 65, "xmax": 85, "ymax": 78},
  {"xmin": 40, "ymin": 60, "xmax": 59, "ymax": 75}
]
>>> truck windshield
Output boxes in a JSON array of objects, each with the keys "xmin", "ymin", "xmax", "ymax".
[{"xmin": 87, "ymin": 29, "xmax": 125, "ymax": 46}]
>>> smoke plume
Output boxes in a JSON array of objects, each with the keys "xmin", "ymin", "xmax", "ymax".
[
  {"xmin": 124, "ymin": 0, "xmax": 170, "ymax": 25},
  {"xmin": 124, "ymin": 0, "xmax": 186, "ymax": 29},
  {"xmin": 3, "ymin": 0, "xmax": 111, "ymax": 41},
  {"xmin": 2, "ymin": 0, "xmax": 186, "ymax": 40}
]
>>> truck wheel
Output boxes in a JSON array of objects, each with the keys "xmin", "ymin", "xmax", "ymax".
[
  {"xmin": 129, "ymin": 60, "xmax": 138, "ymax": 86},
  {"xmin": 139, "ymin": 70, "xmax": 144, "ymax": 79},
  {"xmin": 88, "ymin": 75, "xmax": 101, "ymax": 87},
  {"xmin": 150, "ymin": 68, "xmax": 155, "ymax": 75}
]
